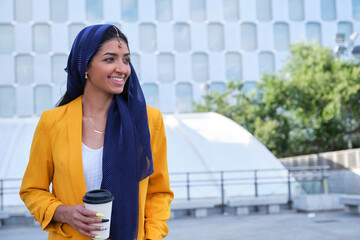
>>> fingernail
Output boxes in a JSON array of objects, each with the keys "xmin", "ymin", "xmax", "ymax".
[
  {"xmin": 100, "ymin": 227, "xmax": 107, "ymax": 231},
  {"xmin": 96, "ymin": 213, "xmax": 104, "ymax": 217},
  {"xmin": 95, "ymin": 236, "xmax": 102, "ymax": 239},
  {"xmin": 101, "ymin": 218, "xmax": 109, "ymax": 223}
]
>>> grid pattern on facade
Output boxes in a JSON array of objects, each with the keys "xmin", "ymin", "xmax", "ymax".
[{"xmin": 0, "ymin": 0, "xmax": 359, "ymax": 116}]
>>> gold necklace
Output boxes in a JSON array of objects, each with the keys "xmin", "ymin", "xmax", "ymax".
[{"xmin": 88, "ymin": 115, "xmax": 105, "ymax": 134}]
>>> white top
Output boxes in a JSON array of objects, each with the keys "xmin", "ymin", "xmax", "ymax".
[{"xmin": 82, "ymin": 143, "xmax": 103, "ymax": 191}]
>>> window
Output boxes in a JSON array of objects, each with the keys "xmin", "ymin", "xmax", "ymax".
[
  {"xmin": 225, "ymin": 52, "xmax": 242, "ymax": 80},
  {"xmin": 259, "ymin": 51, "xmax": 275, "ymax": 75},
  {"xmin": 274, "ymin": 22, "xmax": 289, "ymax": 51},
  {"xmin": 209, "ymin": 82, "xmax": 226, "ymax": 94},
  {"xmin": 190, "ymin": 0, "xmax": 206, "ymax": 21},
  {"xmin": 338, "ymin": 22, "xmax": 354, "ymax": 42},
  {"xmin": 68, "ymin": 24, "xmax": 86, "ymax": 50},
  {"xmin": 158, "ymin": 53, "xmax": 175, "ymax": 82},
  {"xmin": 16, "ymin": 55, "xmax": 33, "ymax": 85},
  {"xmin": 122, "ymin": 0, "xmax": 138, "ymax": 22},
  {"xmin": 306, "ymin": 22, "xmax": 322, "ymax": 43},
  {"xmin": 353, "ymin": 0, "xmax": 360, "ymax": 20},
  {"xmin": 50, "ymin": 0, "xmax": 68, "ymax": 22},
  {"xmin": 0, "ymin": 86, "xmax": 16, "ymax": 117},
  {"xmin": 256, "ymin": 0, "xmax": 272, "ymax": 21},
  {"xmin": 223, "ymin": 0, "xmax": 239, "ymax": 21},
  {"xmin": 15, "ymin": 0, "xmax": 32, "ymax": 22},
  {"xmin": 241, "ymin": 23, "xmax": 257, "ymax": 51},
  {"xmin": 33, "ymin": 24, "xmax": 51, "ymax": 53},
  {"xmin": 86, "ymin": 0, "xmax": 103, "ymax": 22},
  {"xmin": 321, "ymin": 0, "xmax": 336, "ymax": 21},
  {"xmin": 174, "ymin": 23, "xmax": 190, "ymax": 52},
  {"xmin": 208, "ymin": 23, "xmax": 224, "ymax": 51},
  {"xmin": 0, "ymin": 24, "xmax": 14, "ymax": 53},
  {"xmin": 156, "ymin": 0, "xmax": 172, "ymax": 21},
  {"xmin": 131, "ymin": 53, "xmax": 141, "ymax": 79},
  {"xmin": 142, "ymin": 83, "xmax": 159, "ymax": 108},
  {"xmin": 176, "ymin": 83, "xmax": 193, "ymax": 112},
  {"xmin": 139, "ymin": 23, "xmax": 156, "ymax": 52},
  {"xmin": 34, "ymin": 85, "xmax": 53, "ymax": 116},
  {"xmin": 192, "ymin": 53, "xmax": 208, "ymax": 82},
  {"xmin": 289, "ymin": 0, "xmax": 304, "ymax": 21},
  {"xmin": 51, "ymin": 54, "xmax": 68, "ymax": 84}
]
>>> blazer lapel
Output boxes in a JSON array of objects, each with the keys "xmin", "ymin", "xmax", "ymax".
[{"xmin": 67, "ymin": 96, "xmax": 87, "ymax": 203}]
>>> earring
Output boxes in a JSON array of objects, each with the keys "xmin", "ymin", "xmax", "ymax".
[{"xmin": 85, "ymin": 72, "xmax": 88, "ymax": 80}]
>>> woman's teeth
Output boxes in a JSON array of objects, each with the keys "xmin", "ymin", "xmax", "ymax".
[{"xmin": 110, "ymin": 77, "xmax": 123, "ymax": 82}]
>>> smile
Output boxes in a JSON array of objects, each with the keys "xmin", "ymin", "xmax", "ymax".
[{"xmin": 109, "ymin": 76, "xmax": 125, "ymax": 83}]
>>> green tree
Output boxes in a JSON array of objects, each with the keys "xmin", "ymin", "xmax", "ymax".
[{"xmin": 194, "ymin": 42, "xmax": 360, "ymax": 157}]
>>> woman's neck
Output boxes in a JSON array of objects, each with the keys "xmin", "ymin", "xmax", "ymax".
[{"xmin": 82, "ymin": 91, "xmax": 113, "ymax": 118}]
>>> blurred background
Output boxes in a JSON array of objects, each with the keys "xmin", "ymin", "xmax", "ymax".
[{"xmin": 0, "ymin": 1, "xmax": 360, "ymax": 235}]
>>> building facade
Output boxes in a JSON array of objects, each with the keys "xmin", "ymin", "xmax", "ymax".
[{"xmin": 0, "ymin": 0, "xmax": 359, "ymax": 116}]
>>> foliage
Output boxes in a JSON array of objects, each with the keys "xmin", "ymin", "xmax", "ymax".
[{"xmin": 194, "ymin": 42, "xmax": 360, "ymax": 157}]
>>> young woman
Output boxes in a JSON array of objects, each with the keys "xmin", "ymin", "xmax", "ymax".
[{"xmin": 20, "ymin": 24, "xmax": 173, "ymax": 240}]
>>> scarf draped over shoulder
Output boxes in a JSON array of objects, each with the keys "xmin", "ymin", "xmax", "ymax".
[{"xmin": 65, "ymin": 24, "xmax": 154, "ymax": 240}]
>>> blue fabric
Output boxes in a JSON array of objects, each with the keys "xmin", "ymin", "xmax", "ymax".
[{"xmin": 65, "ymin": 24, "xmax": 154, "ymax": 240}]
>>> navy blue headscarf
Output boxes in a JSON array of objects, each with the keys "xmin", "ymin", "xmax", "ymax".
[{"xmin": 66, "ymin": 24, "xmax": 154, "ymax": 240}]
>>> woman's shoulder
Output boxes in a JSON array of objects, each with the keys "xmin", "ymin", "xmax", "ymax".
[
  {"xmin": 40, "ymin": 98, "xmax": 80, "ymax": 124},
  {"xmin": 146, "ymin": 106, "xmax": 161, "ymax": 117},
  {"xmin": 34, "ymin": 105, "xmax": 69, "ymax": 135},
  {"xmin": 146, "ymin": 106, "xmax": 163, "ymax": 130},
  {"xmin": 41, "ymin": 104, "xmax": 68, "ymax": 121},
  {"xmin": 41, "ymin": 97, "xmax": 82, "ymax": 120}
]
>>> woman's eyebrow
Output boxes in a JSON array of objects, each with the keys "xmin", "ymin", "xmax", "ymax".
[
  {"xmin": 103, "ymin": 52, "xmax": 118, "ymax": 56},
  {"xmin": 103, "ymin": 52, "xmax": 131, "ymax": 57}
]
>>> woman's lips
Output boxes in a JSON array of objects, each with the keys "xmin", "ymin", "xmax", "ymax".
[{"xmin": 109, "ymin": 76, "xmax": 125, "ymax": 85}]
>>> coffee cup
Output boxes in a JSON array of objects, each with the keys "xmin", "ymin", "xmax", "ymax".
[{"xmin": 83, "ymin": 189, "xmax": 114, "ymax": 239}]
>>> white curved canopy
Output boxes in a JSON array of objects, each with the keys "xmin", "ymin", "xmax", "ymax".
[
  {"xmin": 164, "ymin": 113, "xmax": 292, "ymax": 200},
  {"xmin": 165, "ymin": 112, "xmax": 284, "ymax": 172},
  {"xmin": 0, "ymin": 112, "xmax": 293, "ymax": 206}
]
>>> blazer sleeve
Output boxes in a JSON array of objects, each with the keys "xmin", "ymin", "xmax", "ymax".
[
  {"xmin": 145, "ymin": 110, "xmax": 174, "ymax": 240},
  {"xmin": 19, "ymin": 112, "xmax": 68, "ymax": 237}
]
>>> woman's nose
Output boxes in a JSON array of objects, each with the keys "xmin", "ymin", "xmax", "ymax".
[{"xmin": 115, "ymin": 61, "xmax": 127, "ymax": 73}]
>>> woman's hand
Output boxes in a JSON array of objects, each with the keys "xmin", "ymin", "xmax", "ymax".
[{"xmin": 53, "ymin": 204, "xmax": 107, "ymax": 238}]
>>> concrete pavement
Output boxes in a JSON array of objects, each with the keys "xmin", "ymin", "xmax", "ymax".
[
  {"xmin": 166, "ymin": 211, "xmax": 360, "ymax": 240},
  {"xmin": 1, "ymin": 210, "xmax": 359, "ymax": 240}
]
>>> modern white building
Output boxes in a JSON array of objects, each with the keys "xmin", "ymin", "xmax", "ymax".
[{"xmin": 0, "ymin": 0, "xmax": 359, "ymax": 115}]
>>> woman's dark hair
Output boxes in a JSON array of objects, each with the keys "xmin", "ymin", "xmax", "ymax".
[{"xmin": 56, "ymin": 26, "xmax": 129, "ymax": 107}]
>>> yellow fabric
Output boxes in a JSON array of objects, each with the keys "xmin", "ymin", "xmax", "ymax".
[{"xmin": 19, "ymin": 96, "xmax": 174, "ymax": 240}]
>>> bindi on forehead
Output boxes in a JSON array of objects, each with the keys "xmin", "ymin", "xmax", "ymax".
[{"xmin": 99, "ymin": 39, "xmax": 129, "ymax": 53}]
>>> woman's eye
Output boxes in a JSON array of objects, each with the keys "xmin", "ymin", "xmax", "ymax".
[
  {"xmin": 104, "ymin": 57, "xmax": 114, "ymax": 62},
  {"xmin": 123, "ymin": 58, "xmax": 131, "ymax": 64}
]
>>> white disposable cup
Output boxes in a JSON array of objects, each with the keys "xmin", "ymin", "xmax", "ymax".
[{"xmin": 83, "ymin": 189, "xmax": 114, "ymax": 239}]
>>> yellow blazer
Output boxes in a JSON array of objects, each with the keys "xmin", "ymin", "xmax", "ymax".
[{"xmin": 20, "ymin": 96, "xmax": 173, "ymax": 240}]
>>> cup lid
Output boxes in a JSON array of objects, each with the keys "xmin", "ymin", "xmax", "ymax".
[{"xmin": 83, "ymin": 189, "xmax": 114, "ymax": 204}]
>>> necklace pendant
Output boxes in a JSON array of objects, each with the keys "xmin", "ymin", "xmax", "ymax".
[
  {"xmin": 94, "ymin": 129, "xmax": 104, "ymax": 134},
  {"xmin": 88, "ymin": 114, "xmax": 105, "ymax": 134}
]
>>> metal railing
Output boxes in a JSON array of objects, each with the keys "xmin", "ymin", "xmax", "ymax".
[
  {"xmin": 170, "ymin": 166, "xmax": 330, "ymax": 209},
  {"xmin": 0, "ymin": 178, "xmax": 23, "ymax": 210},
  {"xmin": 0, "ymin": 166, "xmax": 329, "ymax": 211}
]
